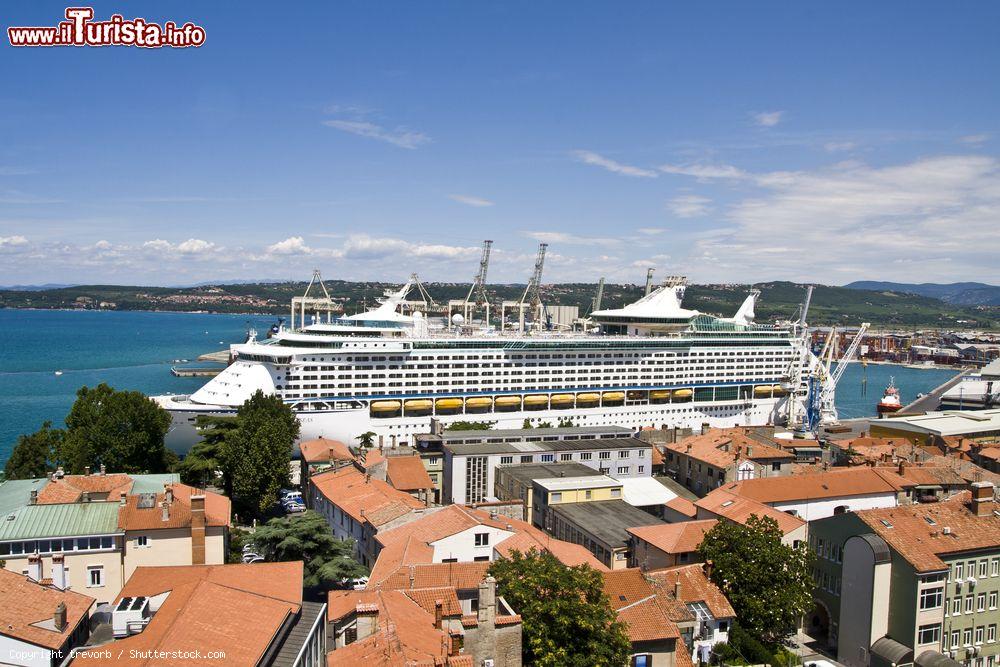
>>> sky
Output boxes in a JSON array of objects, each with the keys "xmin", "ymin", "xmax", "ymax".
[{"xmin": 1, "ymin": 1, "xmax": 999, "ymax": 287}]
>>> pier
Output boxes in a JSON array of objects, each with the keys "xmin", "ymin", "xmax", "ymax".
[
  {"xmin": 170, "ymin": 366, "xmax": 222, "ymax": 378},
  {"xmin": 899, "ymin": 370, "xmax": 969, "ymax": 413}
]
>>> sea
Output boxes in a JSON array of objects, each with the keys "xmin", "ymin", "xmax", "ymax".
[{"xmin": 0, "ymin": 309, "xmax": 961, "ymax": 466}]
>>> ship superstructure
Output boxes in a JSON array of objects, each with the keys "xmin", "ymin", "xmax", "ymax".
[{"xmin": 155, "ymin": 274, "xmax": 823, "ymax": 451}]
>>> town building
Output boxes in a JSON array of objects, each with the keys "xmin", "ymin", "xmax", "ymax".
[
  {"xmin": 693, "ymin": 488, "xmax": 807, "ymax": 546},
  {"xmin": 385, "ymin": 452, "xmax": 436, "ymax": 499},
  {"xmin": 74, "ymin": 562, "xmax": 324, "ymax": 667},
  {"xmin": 808, "ymin": 483, "xmax": 1000, "ymax": 667},
  {"xmin": 0, "ymin": 474, "xmax": 229, "ymax": 605},
  {"xmin": 494, "ymin": 462, "xmax": 602, "ymax": 523},
  {"xmin": 544, "ymin": 499, "xmax": 666, "ymax": 569},
  {"xmin": 327, "ymin": 575, "xmax": 522, "ymax": 667},
  {"xmin": 298, "ymin": 436, "xmax": 355, "ymax": 496},
  {"xmin": 870, "ymin": 409, "xmax": 1000, "ymax": 446},
  {"xmin": 627, "ymin": 520, "xmax": 718, "ymax": 570},
  {"xmin": 0, "ymin": 568, "xmax": 94, "ymax": 667},
  {"xmin": 601, "ymin": 568, "xmax": 690, "ymax": 667},
  {"xmin": 662, "ymin": 428, "xmax": 795, "ymax": 496},
  {"xmin": 442, "ymin": 434, "xmax": 653, "ymax": 505},
  {"xmin": 646, "ymin": 564, "xmax": 737, "ymax": 663}
]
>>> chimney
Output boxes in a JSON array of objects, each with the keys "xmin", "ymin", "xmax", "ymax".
[
  {"xmin": 54, "ymin": 602, "xmax": 67, "ymax": 632},
  {"xmin": 701, "ymin": 423, "xmax": 710, "ymax": 436},
  {"xmin": 46, "ymin": 471, "xmax": 54, "ymax": 481},
  {"xmin": 119, "ymin": 492, "xmax": 127, "ymax": 506},
  {"xmin": 434, "ymin": 599, "xmax": 444, "ymax": 630},
  {"xmin": 55, "ymin": 466, "xmax": 64, "ymax": 479},
  {"xmin": 425, "ymin": 489, "xmax": 432, "ymax": 508},
  {"xmin": 191, "ymin": 495, "xmax": 206, "ymax": 565},
  {"xmin": 365, "ymin": 473, "xmax": 371, "ymax": 484},
  {"xmin": 356, "ymin": 604, "xmax": 379, "ymax": 640},
  {"xmin": 29, "ymin": 490, "xmax": 38, "ymax": 505},
  {"xmin": 161, "ymin": 500, "xmax": 170, "ymax": 522},
  {"xmin": 674, "ymin": 576, "xmax": 682, "ymax": 600},
  {"xmin": 99, "ymin": 463, "xmax": 106, "ymax": 476},
  {"xmin": 27, "ymin": 553, "xmax": 42, "ymax": 582},
  {"xmin": 80, "ymin": 492, "xmax": 90, "ymax": 503},
  {"xmin": 898, "ymin": 460, "xmax": 905, "ymax": 475},
  {"xmin": 686, "ymin": 443, "xmax": 693, "ymax": 453},
  {"xmin": 746, "ymin": 445, "xmax": 754, "ymax": 458},
  {"xmin": 391, "ymin": 434, "xmax": 398, "ymax": 449},
  {"xmin": 490, "ymin": 510, "xmax": 499, "ymax": 521},
  {"xmin": 409, "ymin": 565, "xmax": 416, "ymax": 590},
  {"xmin": 51, "ymin": 554, "xmax": 67, "ymax": 590},
  {"xmin": 972, "ymin": 482, "xmax": 995, "ymax": 518},
  {"xmin": 164, "ymin": 484, "xmax": 174, "ymax": 504},
  {"xmin": 329, "ymin": 447, "xmax": 336, "ymax": 465},
  {"xmin": 702, "ymin": 559, "xmax": 714, "ymax": 580},
  {"xmin": 478, "ymin": 576, "xmax": 496, "ymax": 627},
  {"xmin": 84, "ymin": 466, "xmax": 91, "ymax": 476}
]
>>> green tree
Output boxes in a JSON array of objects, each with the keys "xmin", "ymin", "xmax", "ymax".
[
  {"xmin": 444, "ymin": 420, "xmax": 495, "ymax": 431},
  {"xmin": 490, "ymin": 549, "xmax": 631, "ymax": 666},
  {"xmin": 60, "ymin": 384, "xmax": 171, "ymax": 474},
  {"xmin": 220, "ymin": 391, "xmax": 298, "ymax": 516},
  {"xmin": 174, "ymin": 415, "xmax": 236, "ymax": 487},
  {"xmin": 4, "ymin": 421, "xmax": 64, "ymax": 480},
  {"xmin": 698, "ymin": 515, "xmax": 816, "ymax": 644},
  {"xmin": 251, "ymin": 510, "xmax": 367, "ymax": 589},
  {"xmin": 557, "ymin": 417, "xmax": 575, "ymax": 428},
  {"xmin": 356, "ymin": 431, "xmax": 377, "ymax": 449},
  {"xmin": 535, "ymin": 421, "xmax": 553, "ymax": 429},
  {"xmin": 521, "ymin": 419, "xmax": 533, "ymax": 429}
]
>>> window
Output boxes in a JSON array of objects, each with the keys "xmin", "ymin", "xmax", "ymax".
[
  {"xmin": 952, "ymin": 630, "xmax": 960, "ymax": 649},
  {"xmin": 561, "ymin": 453, "xmax": 573, "ymax": 461},
  {"xmin": 967, "ymin": 594, "xmax": 976, "ymax": 613},
  {"xmin": 599, "ymin": 451, "xmax": 611, "ymax": 460},
  {"xmin": 956, "ymin": 563, "xmax": 965, "ymax": 580},
  {"xmin": 87, "ymin": 566, "xmax": 104, "ymax": 588},
  {"xmin": 920, "ymin": 587, "xmax": 944, "ymax": 610},
  {"xmin": 976, "ymin": 626, "xmax": 985, "ymax": 645},
  {"xmin": 638, "ymin": 466, "xmax": 645, "ymax": 474},
  {"xmin": 520, "ymin": 455, "xmax": 533, "ymax": 464},
  {"xmin": 135, "ymin": 535, "xmax": 149, "ymax": 548},
  {"xmin": 989, "ymin": 625, "xmax": 997, "ymax": 643},
  {"xmin": 474, "ymin": 555, "xmax": 490, "ymax": 562},
  {"xmin": 540, "ymin": 454, "xmax": 554, "ymax": 463},
  {"xmin": 638, "ymin": 450, "xmax": 646, "ymax": 458},
  {"xmin": 617, "ymin": 466, "xmax": 629, "ymax": 475},
  {"xmin": 632, "ymin": 655, "xmax": 652, "ymax": 667},
  {"xmin": 500, "ymin": 456, "xmax": 513, "ymax": 465},
  {"xmin": 953, "ymin": 597, "xmax": 963, "ymax": 615},
  {"xmin": 550, "ymin": 492, "xmax": 562, "ymax": 503},
  {"xmin": 585, "ymin": 490, "xmax": 592, "ymax": 499},
  {"xmin": 345, "ymin": 625, "xmax": 357, "ymax": 645},
  {"xmin": 918, "ymin": 624, "xmax": 941, "ymax": 646},
  {"xmin": 993, "ymin": 558, "xmax": 1000, "ymax": 577},
  {"xmin": 979, "ymin": 593, "xmax": 987, "ymax": 612},
  {"xmin": 619, "ymin": 450, "xmax": 630, "ymax": 458},
  {"xmin": 474, "ymin": 532, "xmax": 489, "ymax": 547},
  {"xmin": 611, "ymin": 488, "xmax": 621, "ymax": 498},
  {"xmin": 981, "ymin": 561, "xmax": 990, "ymax": 578},
  {"xmin": 580, "ymin": 452, "xmax": 592, "ymax": 461},
  {"xmin": 965, "ymin": 629, "xmax": 974, "ymax": 646},
  {"xmin": 990, "ymin": 591, "xmax": 998, "ymax": 610}
]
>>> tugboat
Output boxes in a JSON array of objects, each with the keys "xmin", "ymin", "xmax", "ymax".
[{"xmin": 877, "ymin": 377, "xmax": 903, "ymax": 415}]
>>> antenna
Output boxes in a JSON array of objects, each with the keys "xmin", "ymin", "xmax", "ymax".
[{"xmin": 645, "ymin": 268, "xmax": 655, "ymax": 296}]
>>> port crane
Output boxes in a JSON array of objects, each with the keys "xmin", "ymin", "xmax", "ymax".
[
  {"xmin": 644, "ymin": 268, "xmax": 655, "ymax": 296},
  {"xmin": 290, "ymin": 269, "xmax": 341, "ymax": 329},
  {"xmin": 502, "ymin": 243, "xmax": 548, "ymax": 332},
  {"xmin": 448, "ymin": 240, "xmax": 492, "ymax": 328},
  {"xmin": 804, "ymin": 322, "xmax": 871, "ymax": 428}
]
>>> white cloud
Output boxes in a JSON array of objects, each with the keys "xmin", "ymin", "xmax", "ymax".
[
  {"xmin": 659, "ymin": 163, "xmax": 748, "ymax": 180},
  {"xmin": 176, "ymin": 239, "xmax": 216, "ymax": 254},
  {"xmin": 572, "ymin": 150, "xmax": 657, "ymax": 178},
  {"xmin": 267, "ymin": 236, "xmax": 311, "ymax": 255},
  {"xmin": 824, "ymin": 141, "xmax": 858, "ymax": 152},
  {"xmin": 958, "ymin": 134, "xmax": 990, "ymax": 146},
  {"xmin": 523, "ymin": 231, "xmax": 621, "ymax": 246},
  {"xmin": 448, "ymin": 194, "xmax": 494, "ymax": 207},
  {"xmin": 0, "ymin": 235, "xmax": 28, "ymax": 247},
  {"xmin": 636, "ymin": 227, "xmax": 665, "ymax": 235},
  {"xmin": 322, "ymin": 119, "xmax": 430, "ymax": 149},
  {"xmin": 753, "ymin": 111, "xmax": 784, "ymax": 127},
  {"xmin": 667, "ymin": 195, "xmax": 712, "ymax": 218},
  {"xmin": 141, "ymin": 238, "xmax": 217, "ymax": 255}
]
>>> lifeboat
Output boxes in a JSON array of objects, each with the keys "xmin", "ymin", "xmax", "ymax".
[
  {"xmin": 435, "ymin": 398, "xmax": 464, "ymax": 413},
  {"xmin": 576, "ymin": 393, "xmax": 601, "ymax": 406},
  {"xmin": 649, "ymin": 390, "xmax": 671, "ymax": 403},
  {"xmin": 753, "ymin": 385, "xmax": 773, "ymax": 397},
  {"xmin": 494, "ymin": 396, "xmax": 522, "ymax": 411},
  {"xmin": 672, "ymin": 389, "xmax": 693, "ymax": 401},
  {"xmin": 404, "ymin": 399, "xmax": 433, "ymax": 415},
  {"xmin": 771, "ymin": 385, "xmax": 787, "ymax": 396},
  {"xmin": 550, "ymin": 394, "xmax": 574, "ymax": 409},
  {"xmin": 523, "ymin": 395, "xmax": 549, "ymax": 410},
  {"xmin": 627, "ymin": 390, "xmax": 648, "ymax": 401},
  {"xmin": 602, "ymin": 391, "xmax": 625, "ymax": 404},
  {"xmin": 465, "ymin": 397, "xmax": 493, "ymax": 412},
  {"xmin": 370, "ymin": 400, "xmax": 402, "ymax": 416}
]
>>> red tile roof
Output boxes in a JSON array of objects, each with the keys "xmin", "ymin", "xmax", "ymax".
[
  {"xmin": 0, "ymin": 569, "xmax": 94, "ymax": 650},
  {"xmin": 386, "ymin": 455, "xmax": 434, "ymax": 491},
  {"xmin": 724, "ymin": 467, "xmax": 913, "ymax": 504},
  {"xmin": 299, "ymin": 437, "xmax": 354, "ymax": 463},
  {"xmin": 36, "ymin": 473, "xmax": 134, "ymax": 504},
  {"xmin": 646, "ymin": 564, "xmax": 735, "ymax": 619},
  {"xmin": 311, "ymin": 466, "xmax": 425, "ymax": 527},
  {"xmin": 665, "ymin": 428, "xmax": 793, "ymax": 468},
  {"xmin": 627, "ymin": 519, "xmax": 717, "ymax": 555},
  {"xmin": 695, "ymin": 488, "xmax": 805, "ymax": 535},
  {"xmin": 665, "ymin": 496, "xmax": 698, "ymax": 518},
  {"xmin": 601, "ymin": 569, "xmax": 682, "ymax": 641},
  {"xmin": 76, "ymin": 562, "xmax": 303, "ymax": 666},
  {"xmin": 371, "ymin": 561, "xmax": 492, "ymax": 592},
  {"xmin": 117, "ymin": 484, "xmax": 230, "ymax": 530}
]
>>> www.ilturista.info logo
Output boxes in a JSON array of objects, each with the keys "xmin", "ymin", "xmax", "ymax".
[{"xmin": 8, "ymin": 7, "xmax": 205, "ymax": 48}]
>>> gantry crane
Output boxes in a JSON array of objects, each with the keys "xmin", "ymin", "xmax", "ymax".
[
  {"xmin": 448, "ymin": 240, "xmax": 493, "ymax": 328},
  {"xmin": 502, "ymin": 243, "xmax": 548, "ymax": 332}
]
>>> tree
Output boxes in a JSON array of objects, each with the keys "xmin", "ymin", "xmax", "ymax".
[
  {"xmin": 535, "ymin": 421, "xmax": 553, "ymax": 429},
  {"xmin": 60, "ymin": 384, "xmax": 171, "ymax": 474},
  {"xmin": 698, "ymin": 515, "xmax": 816, "ymax": 645},
  {"xmin": 5, "ymin": 422, "xmax": 64, "ymax": 480},
  {"xmin": 174, "ymin": 415, "xmax": 236, "ymax": 487},
  {"xmin": 356, "ymin": 431, "xmax": 377, "ymax": 449},
  {"xmin": 521, "ymin": 419, "xmax": 532, "ymax": 429},
  {"xmin": 557, "ymin": 417, "xmax": 575, "ymax": 428},
  {"xmin": 251, "ymin": 510, "xmax": 367, "ymax": 589},
  {"xmin": 444, "ymin": 420, "xmax": 495, "ymax": 431},
  {"xmin": 490, "ymin": 549, "xmax": 631, "ymax": 666},
  {"xmin": 219, "ymin": 391, "xmax": 298, "ymax": 515}
]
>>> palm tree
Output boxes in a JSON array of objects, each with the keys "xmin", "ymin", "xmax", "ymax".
[{"xmin": 356, "ymin": 431, "xmax": 377, "ymax": 450}]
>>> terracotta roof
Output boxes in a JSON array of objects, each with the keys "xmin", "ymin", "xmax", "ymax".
[
  {"xmin": 695, "ymin": 488, "xmax": 805, "ymax": 535},
  {"xmin": 857, "ymin": 496, "xmax": 1000, "ymax": 573},
  {"xmin": 36, "ymin": 473, "xmax": 134, "ymax": 504},
  {"xmin": 376, "ymin": 505, "xmax": 502, "ymax": 550},
  {"xmin": 922, "ymin": 456, "xmax": 1000, "ymax": 486},
  {"xmin": 665, "ymin": 428, "xmax": 793, "ymax": 468},
  {"xmin": 724, "ymin": 468, "xmax": 913, "ymax": 504},
  {"xmin": 881, "ymin": 465, "xmax": 967, "ymax": 487},
  {"xmin": 372, "ymin": 561, "xmax": 492, "ymax": 592},
  {"xmin": 652, "ymin": 447, "xmax": 665, "ymax": 466},
  {"xmin": 311, "ymin": 466, "xmax": 425, "ymax": 526},
  {"xmin": 403, "ymin": 587, "xmax": 464, "ymax": 617},
  {"xmin": 602, "ymin": 569, "xmax": 656, "ymax": 610},
  {"xmin": 665, "ymin": 496, "xmax": 698, "ymax": 518},
  {"xmin": 0, "ymin": 569, "xmax": 94, "ymax": 650},
  {"xmin": 834, "ymin": 436, "xmax": 912, "ymax": 452},
  {"xmin": 601, "ymin": 569, "xmax": 682, "ymax": 642},
  {"xmin": 117, "ymin": 484, "xmax": 230, "ymax": 531},
  {"xmin": 326, "ymin": 590, "xmax": 455, "ymax": 667},
  {"xmin": 646, "ymin": 564, "xmax": 735, "ymax": 620},
  {"xmin": 979, "ymin": 448, "xmax": 1000, "ymax": 462},
  {"xmin": 76, "ymin": 562, "xmax": 303, "ymax": 666},
  {"xmin": 298, "ymin": 437, "xmax": 354, "ymax": 463},
  {"xmin": 627, "ymin": 519, "xmax": 717, "ymax": 555},
  {"xmin": 386, "ymin": 455, "xmax": 434, "ymax": 491}
]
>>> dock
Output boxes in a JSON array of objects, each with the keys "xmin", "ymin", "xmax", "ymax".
[
  {"xmin": 197, "ymin": 350, "xmax": 230, "ymax": 363},
  {"xmin": 171, "ymin": 366, "xmax": 223, "ymax": 378},
  {"xmin": 899, "ymin": 370, "xmax": 969, "ymax": 413}
]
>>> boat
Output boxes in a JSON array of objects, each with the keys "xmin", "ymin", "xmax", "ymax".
[
  {"xmin": 154, "ymin": 269, "xmax": 825, "ymax": 453},
  {"xmin": 54, "ymin": 370, "xmax": 63, "ymax": 376},
  {"xmin": 877, "ymin": 377, "xmax": 903, "ymax": 415}
]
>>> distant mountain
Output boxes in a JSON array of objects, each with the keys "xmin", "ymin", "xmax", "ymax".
[
  {"xmin": 845, "ymin": 281, "xmax": 1000, "ymax": 306},
  {"xmin": 0, "ymin": 283, "xmax": 77, "ymax": 291}
]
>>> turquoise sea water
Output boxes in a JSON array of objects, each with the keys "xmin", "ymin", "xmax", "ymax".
[{"xmin": 0, "ymin": 309, "xmax": 961, "ymax": 465}]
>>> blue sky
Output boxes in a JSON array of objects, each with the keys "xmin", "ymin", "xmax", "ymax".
[{"xmin": 1, "ymin": 1, "xmax": 998, "ymax": 286}]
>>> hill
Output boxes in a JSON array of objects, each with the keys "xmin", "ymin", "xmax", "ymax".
[
  {"xmin": 845, "ymin": 281, "xmax": 1000, "ymax": 306},
  {"xmin": 0, "ymin": 280, "xmax": 994, "ymax": 329}
]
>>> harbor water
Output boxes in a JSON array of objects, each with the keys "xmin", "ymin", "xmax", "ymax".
[{"xmin": 0, "ymin": 309, "xmax": 961, "ymax": 465}]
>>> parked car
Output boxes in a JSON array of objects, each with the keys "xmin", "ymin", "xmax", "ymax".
[
  {"xmin": 283, "ymin": 501, "xmax": 306, "ymax": 513},
  {"xmin": 245, "ymin": 556, "xmax": 265, "ymax": 564},
  {"xmin": 242, "ymin": 552, "xmax": 262, "ymax": 563}
]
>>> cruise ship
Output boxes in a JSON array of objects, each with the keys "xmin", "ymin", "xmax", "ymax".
[{"xmin": 154, "ymin": 276, "xmax": 823, "ymax": 452}]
